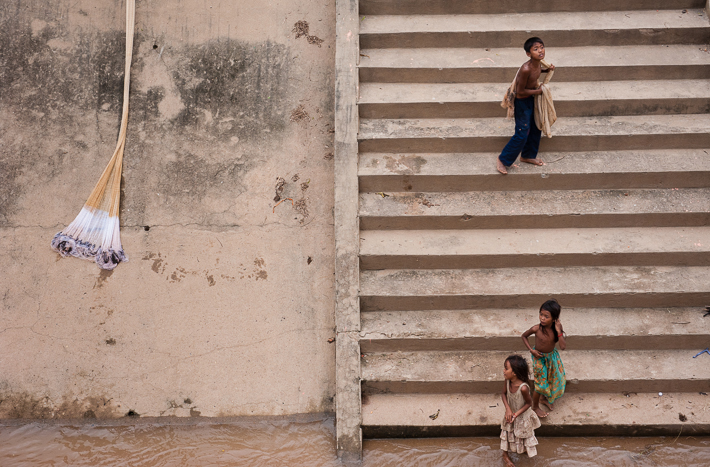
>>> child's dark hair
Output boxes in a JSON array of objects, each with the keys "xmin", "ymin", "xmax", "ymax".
[
  {"xmin": 505, "ymin": 355, "xmax": 530, "ymax": 385},
  {"xmin": 540, "ymin": 298, "xmax": 561, "ymax": 342},
  {"xmin": 524, "ymin": 37, "xmax": 544, "ymax": 53}
]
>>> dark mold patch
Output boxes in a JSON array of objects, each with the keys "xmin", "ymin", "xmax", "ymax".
[
  {"xmin": 94, "ymin": 269, "xmax": 114, "ymax": 289},
  {"xmin": 0, "ymin": 141, "xmax": 71, "ymax": 225},
  {"xmin": 156, "ymin": 150, "xmax": 250, "ymax": 200},
  {"xmin": 274, "ymin": 177, "xmax": 286, "ymax": 202},
  {"xmin": 383, "ymin": 154, "xmax": 428, "ymax": 175},
  {"xmin": 138, "ymin": 86, "xmax": 166, "ymax": 120},
  {"xmin": 143, "ymin": 253, "xmax": 166, "ymax": 274},
  {"xmin": 0, "ymin": 16, "xmax": 131, "ymax": 116},
  {"xmin": 290, "ymin": 105, "xmax": 309, "ymax": 123},
  {"xmin": 0, "ymin": 390, "xmax": 121, "ymax": 419},
  {"xmin": 171, "ymin": 40, "xmax": 290, "ymax": 141},
  {"xmin": 0, "ymin": 156, "xmax": 25, "ymax": 225},
  {"xmin": 292, "ymin": 21, "xmax": 324, "ymax": 47}
]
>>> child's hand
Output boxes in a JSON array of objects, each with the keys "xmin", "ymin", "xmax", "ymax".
[
  {"xmin": 548, "ymin": 64, "xmax": 555, "ymax": 71},
  {"xmin": 555, "ymin": 319, "xmax": 563, "ymax": 333},
  {"xmin": 531, "ymin": 349, "xmax": 543, "ymax": 358},
  {"xmin": 505, "ymin": 409, "xmax": 514, "ymax": 423}
]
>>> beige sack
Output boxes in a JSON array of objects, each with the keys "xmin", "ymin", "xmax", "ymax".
[{"xmin": 535, "ymin": 59, "xmax": 557, "ymax": 138}]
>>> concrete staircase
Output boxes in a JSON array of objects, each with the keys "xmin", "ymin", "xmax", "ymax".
[{"xmin": 353, "ymin": 0, "xmax": 710, "ymax": 441}]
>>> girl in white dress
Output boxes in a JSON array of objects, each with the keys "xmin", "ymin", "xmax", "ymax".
[{"xmin": 500, "ymin": 354, "xmax": 541, "ymax": 466}]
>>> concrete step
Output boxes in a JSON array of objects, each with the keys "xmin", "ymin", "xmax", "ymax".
[
  {"xmin": 358, "ymin": 114, "xmax": 710, "ymax": 153},
  {"xmin": 360, "ymin": 0, "xmax": 705, "ymax": 16},
  {"xmin": 358, "ymin": 150, "xmax": 710, "ymax": 192},
  {"xmin": 361, "ymin": 392, "xmax": 710, "ymax": 438},
  {"xmin": 359, "ymin": 308, "xmax": 709, "ymax": 352},
  {"xmin": 359, "ymin": 45, "xmax": 710, "ymax": 83},
  {"xmin": 360, "ymin": 10, "xmax": 710, "ymax": 49},
  {"xmin": 359, "ymin": 265, "xmax": 710, "ymax": 310},
  {"xmin": 360, "ymin": 349, "xmax": 710, "ymax": 394},
  {"xmin": 359, "ymin": 188, "xmax": 710, "ymax": 230},
  {"xmin": 358, "ymin": 80, "xmax": 710, "ymax": 118},
  {"xmin": 359, "ymin": 227, "xmax": 710, "ymax": 269}
]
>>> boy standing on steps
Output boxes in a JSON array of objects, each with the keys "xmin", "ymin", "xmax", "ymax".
[{"xmin": 497, "ymin": 37, "xmax": 554, "ymax": 175}]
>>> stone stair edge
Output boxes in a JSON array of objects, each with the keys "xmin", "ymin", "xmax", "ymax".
[
  {"xmin": 360, "ymin": 10, "xmax": 709, "ymax": 49},
  {"xmin": 360, "ymin": 349, "xmax": 710, "ymax": 393},
  {"xmin": 358, "ymin": 80, "xmax": 710, "ymax": 104},
  {"xmin": 360, "ymin": 392, "xmax": 710, "ymax": 436},
  {"xmin": 360, "ymin": 9, "xmax": 709, "ymax": 32},
  {"xmin": 358, "ymin": 149, "xmax": 710, "ymax": 176},
  {"xmin": 359, "ymin": 0, "xmax": 706, "ymax": 16},
  {"xmin": 358, "ymin": 45, "xmax": 710, "ymax": 69}
]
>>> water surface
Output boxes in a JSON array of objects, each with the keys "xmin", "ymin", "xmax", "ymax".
[{"xmin": 0, "ymin": 416, "xmax": 708, "ymax": 466}]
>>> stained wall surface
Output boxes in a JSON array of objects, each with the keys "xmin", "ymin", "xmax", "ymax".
[{"xmin": 0, "ymin": 0, "xmax": 336, "ymax": 418}]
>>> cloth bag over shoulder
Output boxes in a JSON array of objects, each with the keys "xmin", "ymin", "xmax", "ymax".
[{"xmin": 500, "ymin": 59, "xmax": 557, "ymax": 138}]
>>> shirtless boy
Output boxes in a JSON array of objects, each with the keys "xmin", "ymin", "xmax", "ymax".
[{"xmin": 497, "ymin": 37, "xmax": 555, "ymax": 175}]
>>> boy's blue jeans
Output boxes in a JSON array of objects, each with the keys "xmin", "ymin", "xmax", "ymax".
[{"xmin": 498, "ymin": 95, "xmax": 541, "ymax": 166}]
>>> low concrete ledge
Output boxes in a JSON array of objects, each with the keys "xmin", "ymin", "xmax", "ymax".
[
  {"xmin": 360, "ymin": 308, "xmax": 709, "ymax": 351},
  {"xmin": 359, "ymin": 227, "xmax": 710, "ymax": 269},
  {"xmin": 358, "ymin": 0, "xmax": 702, "ymax": 16},
  {"xmin": 359, "ymin": 265, "xmax": 710, "ymax": 310},
  {"xmin": 359, "ymin": 45, "xmax": 710, "ymax": 83},
  {"xmin": 358, "ymin": 188, "xmax": 710, "ymax": 230},
  {"xmin": 358, "ymin": 150, "xmax": 710, "ymax": 192},
  {"xmin": 362, "ymin": 392, "xmax": 710, "ymax": 437},
  {"xmin": 361, "ymin": 349, "xmax": 710, "ymax": 394},
  {"xmin": 359, "ymin": 10, "xmax": 709, "ymax": 49}
]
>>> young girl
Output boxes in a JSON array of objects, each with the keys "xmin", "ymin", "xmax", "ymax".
[
  {"xmin": 521, "ymin": 299, "xmax": 566, "ymax": 418},
  {"xmin": 500, "ymin": 354, "xmax": 541, "ymax": 466}
]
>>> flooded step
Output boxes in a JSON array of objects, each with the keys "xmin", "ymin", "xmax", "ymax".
[
  {"xmin": 359, "ymin": 0, "xmax": 704, "ymax": 16},
  {"xmin": 359, "ymin": 227, "xmax": 710, "ymax": 269},
  {"xmin": 359, "ymin": 45, "xmax": 710, "ymax": 83},
  {"xmin": 358, "ymin": 80, "xmax": 710, "ymax": 118},
  {"xmin": 358, "ymin": 150, "xmax": 710, "ymax": 192},
  {"xmin": 358, "ymin": 114, "xmax": 710, "ymax": 153},
  {"xmin": 359, "ymin": 308, "xmax": 709, "ymax": 352},
  {"xmin": 361, "ymin": 392, "xmax": 710, "ymax": 438},
  {"xmin": 360, "ymin": 10, "xmax": 710, "ymax": 49},
  {"xmin": 359, "ymin": 265, "xmax": 710, "ymax": 310},
  {"xmin": 359, "ymin": 188, "xmax": 710, "ymax": 230},
  {"xmin": 360, "ymin": 350, "xmax": 710, "ymax": 394}
]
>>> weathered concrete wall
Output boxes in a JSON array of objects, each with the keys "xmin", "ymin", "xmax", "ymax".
[{"xmin": 0, "ymin": 0, "xmax": 336, "ymax": 418}]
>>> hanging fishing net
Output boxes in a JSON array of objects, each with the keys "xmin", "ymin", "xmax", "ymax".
[{"xmin": 51, "ymin": 0, "xmax": 135, "ymax": 270}]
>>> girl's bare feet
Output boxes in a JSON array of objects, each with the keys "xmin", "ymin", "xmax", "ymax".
[
  {"xmin": 496, "ymin": 159, "xmax": 508, "ymax": 174},
  {"xmin": 533, "ymin": 406, "xmax": 548, "ymax": 418},
  {"xmin": 520, "ymin": 157, "xmax": 545, "ymax": 166},
  {"xmin": 503, "ymin": 451, "xmax": 516, "ymax": 466},
  {"xmin": 541, "ymin": 398, "xmax": 554, "ymax": 411}
]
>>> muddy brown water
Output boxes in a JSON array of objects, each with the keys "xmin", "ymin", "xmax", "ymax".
[{"xmin": 0, "ymin": 415, "xmax": 709, "ymax": 466}]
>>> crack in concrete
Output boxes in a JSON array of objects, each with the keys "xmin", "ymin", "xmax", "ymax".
[{"xmin": 1, "ymin": 218, "xmax": 328, "ymax": 230}]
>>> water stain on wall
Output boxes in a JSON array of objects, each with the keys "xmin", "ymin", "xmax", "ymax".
[
  {"xmin": 0, "ymin": 156, "xmax": 24, "ymax": 226},
  {"xmin": 0, "ymin": 10, "xmax": 293, "ymax": 224},
  {"xmin": 170, "ymin": 40, "xmax": 290, "ymax": 142},
  {"xmin": 0, "ymin": 388, "xmax": 121, "ymax": 419}
]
